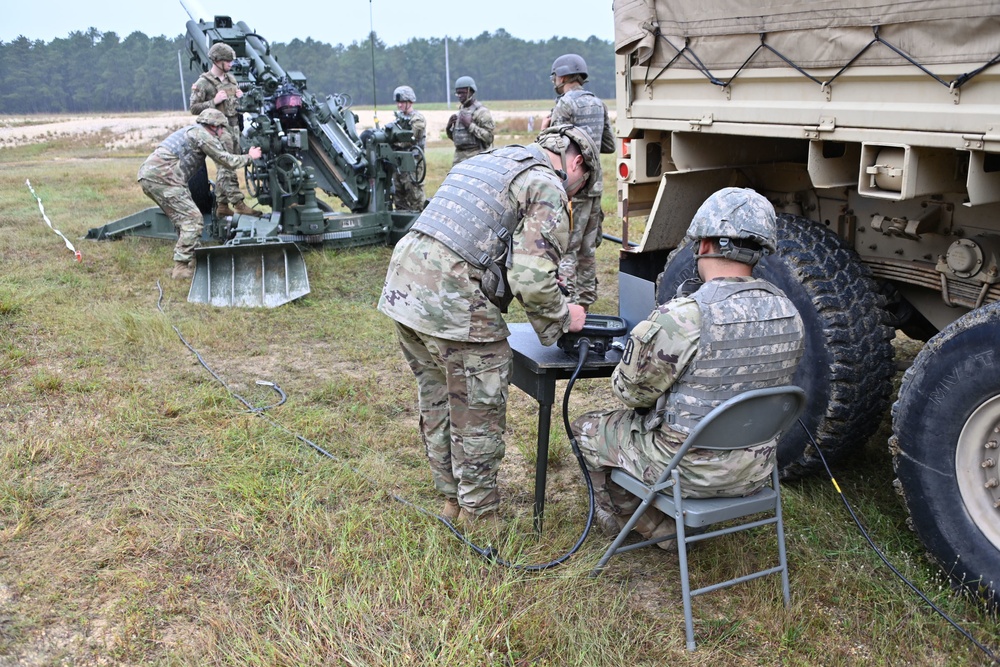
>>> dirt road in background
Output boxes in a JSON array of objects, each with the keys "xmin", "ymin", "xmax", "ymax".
[{"xmin": 0, "ymin": 109, "xmax": 551, "ymax": 150}]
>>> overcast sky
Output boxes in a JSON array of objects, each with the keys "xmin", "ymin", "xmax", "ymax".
[{"xmin": 2, "ymin": 0, "xmax": 615, "ymax": 45}]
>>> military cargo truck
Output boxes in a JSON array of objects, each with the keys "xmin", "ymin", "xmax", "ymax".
[{"xmin": 612, "ymin": 0, "xmax": 1000, "ymax": 601}]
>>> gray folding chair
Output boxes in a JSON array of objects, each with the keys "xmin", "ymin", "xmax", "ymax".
[{"xmin": 591, "ymin": 385, "xmax": 807, "ymax": 651}]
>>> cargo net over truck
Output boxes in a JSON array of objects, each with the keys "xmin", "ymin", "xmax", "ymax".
[{"xmin": 612, "ymin": 0, "xmax": 1000, "ymax": 604}]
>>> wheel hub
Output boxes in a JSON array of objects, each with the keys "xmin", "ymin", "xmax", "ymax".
[{"xmin": 956, "ymin": 395, "xmax": 1000, "ymax": 552}]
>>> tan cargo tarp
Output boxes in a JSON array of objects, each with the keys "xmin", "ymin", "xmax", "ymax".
[{"xmin": 613, "ymin": 0, "xmax": 1000, "ymax": 68}]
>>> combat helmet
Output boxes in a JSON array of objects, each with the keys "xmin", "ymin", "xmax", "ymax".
[
  {"xmin": 551, "ymin": 53, "xmax": 588, "ymax": 80},
  {"xmin": 535, "ymin": 124, "xmax": 601, "ymax": 195},
  {"xmin": 686, "ymin": 187, "xmax": 777, "ymax": 265},
  {"xmin": 454, "ymin": 76, "xmax": 477, "ymax": 93},
  {"xmin": 196, "ymin": 108, "xmax": 229, "ymax": 127},
  {"xmin": 208, "ymin": 42, "xmax": 236, "ymax": 62},
  {"xmin": 393, "ymin": 85, "xmax": 416, "ymax": 103}
]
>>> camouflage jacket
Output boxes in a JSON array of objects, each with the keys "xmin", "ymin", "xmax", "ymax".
[
  {"xmin": 136, "ymin": 125, "xmax": 250, "ymax": 187},
  {"xmin": 378, "ymin": 148, "xmax": 572, "ymax": 344},
  {"xmin": 189, "ymin": 71, "xmax": 241, "ymax": 125},
  {"xmin": 612, "ymin": 276, "xmax": 803, "ymax": 413}
]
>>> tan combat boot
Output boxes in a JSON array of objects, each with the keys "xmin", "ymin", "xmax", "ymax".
[
  {"xmin": 634, "ymin": 510, "xmax": 677, "ymax": 551},
  {"xmin": 442, "ymin": 497, "xmax": 460, "ymax": 521},
  {"xmin": 171, "ymin": 260, "xmax": 194, "ymax": 280},
  {"xmin": 457, "ymin": 507, "xmax": 502, "ymax": 537},
  {"xmin": 215, "ymin": 203, "xmax": 235, "ymax": 218},
  {"xmin": 233, "ymin": 201, "xmax": 262, "ymax": 217}
]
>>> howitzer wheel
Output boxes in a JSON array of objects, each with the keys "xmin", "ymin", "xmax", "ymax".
[
  {"xmin": 273, "ymin": 154, "xmax": 305, "ymax": 195},
  {"xmin": 413, "ymin": 146, "xmax": 426, "ymax": 184}
]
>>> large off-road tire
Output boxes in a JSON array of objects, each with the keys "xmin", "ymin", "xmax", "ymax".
[
  {"xmin": 891, "ymin": 302, "xmax": 1000, "ymax": 604},
  {"xmin": 656, "ymin": 214, "xmax": 895, "ymax": 476}
]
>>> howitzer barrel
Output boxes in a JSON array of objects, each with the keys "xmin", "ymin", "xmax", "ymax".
[
  {"xmin": 238, "ymin": 22, "xmax": 286, "ymax": 85},
  {"xmin": 186, "ymin": 20, "xmax": 210, "ymax": 63}
]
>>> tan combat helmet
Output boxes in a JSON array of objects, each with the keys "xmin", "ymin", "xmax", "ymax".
[{"xmin": 536, "ymin": 124, "xmax": 602, "ymax": 196}]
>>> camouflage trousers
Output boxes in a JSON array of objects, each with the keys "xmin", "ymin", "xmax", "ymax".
[
  {"xmin": 392, "ymin": 170, "xmax": 425, "ymax": 211},
  {"xmin": 139, "ymin": 178, "xmax": 203, "ymax": 263},
  {"xmin": 572, "ymin": 408, "xmax": 774, "ymax": 516},
  {"xmin": 558, "ymin": 194, "xmax": 603, "ymax": 308},
  {"xmin": 215, "ymin": 124, "xmax": 245, "ymax": 206},
  {"xmin": 394, "ymin": 322, "xmax": 513, "ymax": 515}
]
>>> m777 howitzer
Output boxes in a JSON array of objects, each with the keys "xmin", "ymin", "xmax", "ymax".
[{"xmin": 87, "ymin": 11, "xmax": 423, "ymax": 308}]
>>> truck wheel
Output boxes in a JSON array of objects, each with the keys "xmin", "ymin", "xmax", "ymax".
[
  {"xmin": 891, "ymin": 303, "xmax": 1000, "ymax": 604},
  {"xmin": 656, "ymin": 214, "xmax": 895, "ymax": 475}
]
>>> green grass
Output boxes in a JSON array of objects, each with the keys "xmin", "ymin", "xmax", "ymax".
[{"xmin": 0, "ymin": 112, "xmax": 997, "ymax": 666}]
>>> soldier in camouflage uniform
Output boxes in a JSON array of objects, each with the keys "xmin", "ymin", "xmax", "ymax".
[
  {"xmin": 445, "ymin": 76, "xmax": 495, "ymax": 166},
  {"xmin": 542, "ymin": 54, "xmax": 616, "ymax": 309},
  {"xmin": 378, "ymin": 126, "xmax": 602, "ymax": 528},
  {"xmin": 389, "ymin": 85, "xmax": 427, "ymax": 211},
  {"xmin": 572, "ymin": 188, "xmax": 805, "ymax": 548},
  {"xmin": 188, "ymin": 42, "xmax": 261, "ymax": 219},
  {"xmin": 138, "ymin": 109, "xmax": 262, "ymax": 280}
]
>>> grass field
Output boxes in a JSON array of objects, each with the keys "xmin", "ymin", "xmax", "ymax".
[{"xmin": 0, "ymin": 113, "xmax": 998, "ymax": 666}]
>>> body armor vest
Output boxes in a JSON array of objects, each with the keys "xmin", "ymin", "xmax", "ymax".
[
  {"xmin": 657, "ymin": 279, "xmax": 804, "ymax": 435},
  {"xmin": 560, "ymin": 89, "xmax": 607, "ymax": 148},
  {"xmin": 410, "ymin": 144, "xmax": 548, "ymax": 309},
  {"xmin": 159, "ymin": 126, "xmax": 205, "ymax": 183},
  {"xmin": 198, "ymin": 72, "xmax": 241, "ymax": 123},
  {"xmin": 452, "ymin": 100, "xmax": 485, "ymax": 150}
]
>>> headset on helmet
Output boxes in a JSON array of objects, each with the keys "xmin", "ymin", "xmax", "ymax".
[
  {"xmin": 454, "ymin": 75, "xmax": 477, "ymax": 93},
  {"xmin": 686, "ymin": 187, "xmax": 777, "ymax": 265},
  {"xmin": 393, "ymin": 85, "xmax": 416, "ymax": 103},
  {"xmin": 551, "ymin": 53, "xmax": 588, "ymax": 80},
  {"xmin": 196, "ymin": 108, "xmax": 229, "ymax": 127},
  {"xmin": 535, "ymin": 124, "xmax": 601, "ymax": 194},
  {"xmin": 208, "ymin": 42, "xmax": 236, "ymax": 62}
]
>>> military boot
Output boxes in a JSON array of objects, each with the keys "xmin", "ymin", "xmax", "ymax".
[
  {"xmin": 441, "ymin": 497, "xmax": 460, "ymax": 521},
  {"xmin": 634, "ymin": 510, "xmax": 677, "ymax": 551},
  {"xmin": 171, "ymin": 260, "xmax": 194, "ymax": 280},
  {"xmin": 457, "ymin": 507, "xmax": 502, "ymax": 537},
  {"xmin": 215, "ymin": 203, "xmax": 235, "ymax": 218},
  {"xmin": 233, "ymin": 201, "xmax": 262, "ymax": 217}
]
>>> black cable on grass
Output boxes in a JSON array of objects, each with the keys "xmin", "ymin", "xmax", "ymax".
[
  {"xmin": 802, "ymin": 419, "xmax": 1000, "ymax": 664},
  {"xmin": 155, "ymin": 282, "xmax": 594, "ymax": 569}
]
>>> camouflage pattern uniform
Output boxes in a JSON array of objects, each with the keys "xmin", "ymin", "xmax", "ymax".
[
  {"xmin": 391, "ymin": 109, "xmax": 427, "ymax": 211},
  {"xmin": 189, "ymin": 70, "xmax": 246, "ymax": 207},
  {"xmin": 447, "ymin": 97, "xmax": 495, "ymax": 166},
  {"xmin": 573, "ymin": 276, "xmax": 804, "ymax": 518},
  {"xmin": 378, "ymin": 145, "xmax": 573, "ymax": 515},
  {"xmin": 137, "ymin": 125, "xmax": 252, "ymax": 262},
  {"xmin": 549, "ymin": 88, "xmax": 615, "ymax": 308}
]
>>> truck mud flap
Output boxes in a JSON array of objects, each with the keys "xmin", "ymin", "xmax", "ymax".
[{"xmin": 188, "ymin": 242, "xmax": 310, "ymax": 308}]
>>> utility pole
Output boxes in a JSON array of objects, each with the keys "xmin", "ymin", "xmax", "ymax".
[
  {"xmin": 178, "ymin": 50, "xmax": 187, "ymax": 110},
  {"xmin": 444, "ymin": 36, "xmax": 451, "ymax": 110}
]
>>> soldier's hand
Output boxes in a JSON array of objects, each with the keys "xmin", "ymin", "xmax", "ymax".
[
  {"xmin": 234, "ymin": 88, "xmax": 243, "ymax": 99},
  {"xmin": 541, "ymin": 114, "xmax": 552, "ymax": 130},
  {"xmin": 567, "ymin": 303, "xmax": 587, "ymax": 332},
  {"xmin": 248, "ymin": 146, "xmax": 263, "ymax": 160},
  {"xmin": 213, "ymin": 90, "xmax": 228, "ymax": 104},
  {"xmin": 446, "ymin": 114, "xmax": 457, "ymax": 129},
  {"xmin": 459, "ymin": 113, "xmax": 472, "ymax": 128}
]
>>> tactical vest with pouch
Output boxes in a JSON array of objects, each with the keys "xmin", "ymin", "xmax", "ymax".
[
  {"xmin": 410, "ymin": 144, "xmax": 548, "ymax": 311},
  {"xmin": 452, "ymin": 100, "xmax": 485, "ymax": 151},
  {"xmin": 649, "ymin": 279, "xmax": 804, "ymax": 434}
]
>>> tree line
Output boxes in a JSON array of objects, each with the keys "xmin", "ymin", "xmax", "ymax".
[{"xmin": 0, "ymin": 28, "xmax": 614, "ymax": 115}]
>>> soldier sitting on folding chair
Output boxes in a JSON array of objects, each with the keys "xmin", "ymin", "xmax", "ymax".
[{"xmin": 572, "ymin": 187, "xmax": 806, "ymax": 548}]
